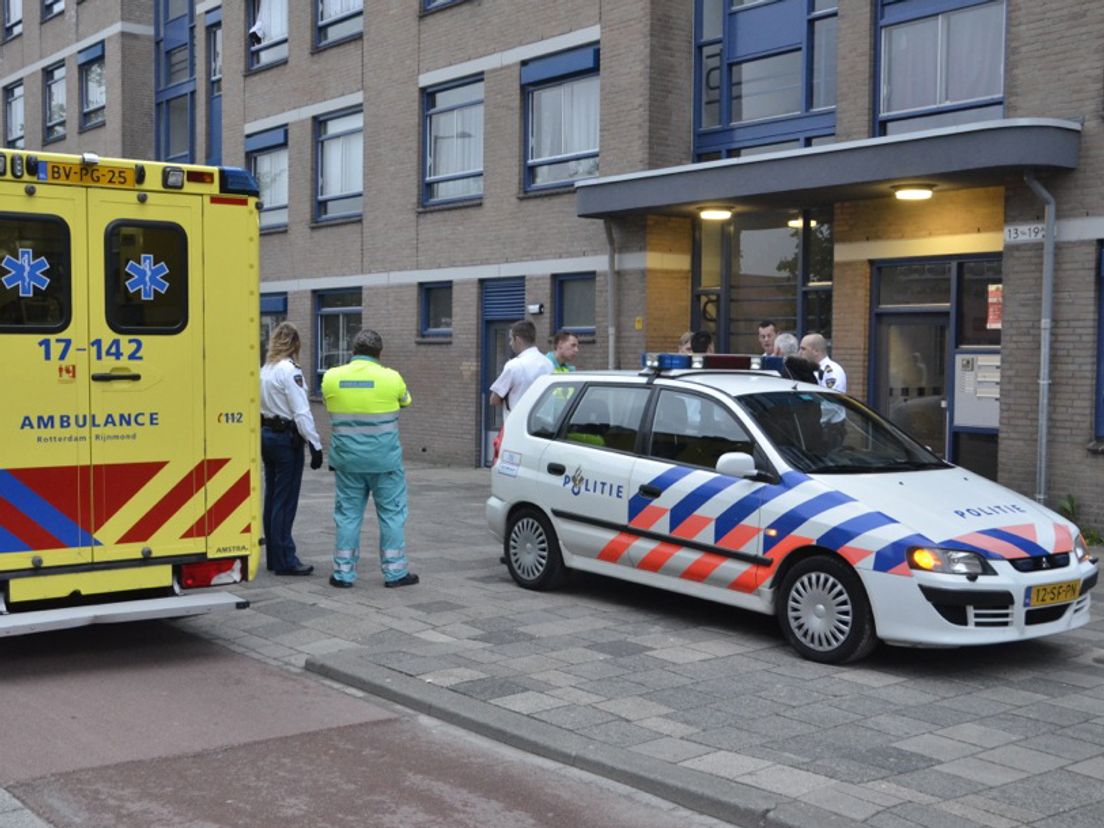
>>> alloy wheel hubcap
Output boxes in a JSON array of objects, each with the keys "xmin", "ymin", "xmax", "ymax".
[
  {"xmin": 509, "ymin": 518, "xmax": 549, "ymax": 580},
  {"xmin": 787, "ymin": 571, "xmax": 853, "ymax": 652}
]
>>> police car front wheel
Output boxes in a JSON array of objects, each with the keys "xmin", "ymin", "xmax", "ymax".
[
  {"xmin": 777, "ymin": 555, "xmax": 877, "ymax": 664},
  {"xmin": 505, "ymin": 507, "xmax": 565, "ymax": 590}
]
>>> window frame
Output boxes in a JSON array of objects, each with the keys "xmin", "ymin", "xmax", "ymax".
[
  {"xmin": 316, "ymin": 0, "xmax": 363, "ymax": 48},
  {"xmin": 0, "ymin": 211, "xmax": 72, "ymax": 334},
  {"xmin": 260, "ymin": 292, "xmax": 288, "ymax": 363},
  {"xmin": 41, "ymin": 0, "xmax": 61, "ymax": 22},
  {"xmin": 875, "ymin": 0, "xmax": 1005, "ymax": 135},
  {"xmin": 423, "ymin": 76, "xmax": 484, "ymax": 206},
  {"xmin": 77, "ymin": 42, "xmax": 105, "ymax": 131},
  {"xmin": 521, "ymin": 44, "xmax": 601, "ymax": 192},
  {"xmin": 314, "ymin": 107, "xmax": 363, "ymax": 222},
  {"xmin": 248, "ymin": 0, "xmax": 288, "ymax": 70},
  {"xmin": 4, "ymin": 0, "xmax": 22, "ymax": 40},
  {"xmin": 1096, "ymin": 244, "xmax": 1104, "ymax": 441},
  {"xmin": 246, "ymin": 126, "xmax": 289, "ymax": 230},
  {"xmin": 554, "ymin": 272, "xmax": 596, "ymax": 335},
  {"xmin": 693, "ymin": 0, "xmax": 837, "ymax": 160},
  {"xmin": 555, "ymin": 382, "xmax": 653, "ymax": 457},
  {"xmin": 314, "ymin": 288, "xmax": 362, "ymax": 390},
  {"xmin": 42, "ymin": 61, "xmax": 66, "ymax": 144},
  {"xmin": 645, "ymin": 387, "xmax": 758, "ymax": 471},
  {"xmin": 103, "ymin": 219, "xmax": 190, "ymax": 336},
  {"xmin": 419, "ymin": 281, "xmax": 453, "ymax": 337},
  {"xmin": 4, "ymin": 81, "xmax": 24, "ymax": 148}
]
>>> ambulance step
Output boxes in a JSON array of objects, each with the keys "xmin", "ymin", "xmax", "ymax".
[{"xmin": 0, "ymin": 592, "xmax": 249, "ymax": 637}]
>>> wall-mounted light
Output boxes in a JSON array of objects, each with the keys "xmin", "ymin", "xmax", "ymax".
[
  {"xmin": 893, "ymin": 184, "xmax": 935, "ymax": 201},
  {"xmin": 786, "ymin": 218, "xmax": 818, "ymax": 229},
  {"xmin": 699, "ymin": 207, "xmax": 733, "ymax": 221}
]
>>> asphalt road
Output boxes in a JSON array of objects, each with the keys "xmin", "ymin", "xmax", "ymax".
[{"xmin": 0, "ymin": 622, "xmax": 724, "ymax": 827}]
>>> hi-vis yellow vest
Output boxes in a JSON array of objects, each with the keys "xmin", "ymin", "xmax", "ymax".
[{"xmin": 321, "ymin": 356, "xmax": 411, "ymax": 473}]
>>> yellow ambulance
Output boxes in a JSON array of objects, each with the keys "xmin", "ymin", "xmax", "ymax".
[{"xmin": 0, "ymin": 149, "xmax": 261, "ymax": 635}]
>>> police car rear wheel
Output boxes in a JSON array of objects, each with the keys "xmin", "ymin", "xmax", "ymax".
[
  {"xmin": 778, "ymin": 556, "xmax": 876, "ymax": 664},
  {"xmin": 506, "ymin": 507, "xmax": 565, "ymax": 590}
]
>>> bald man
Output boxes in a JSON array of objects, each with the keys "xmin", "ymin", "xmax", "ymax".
[{"xmin": 800, "ymin": 333, "xmax": 847, "ymax": 393}]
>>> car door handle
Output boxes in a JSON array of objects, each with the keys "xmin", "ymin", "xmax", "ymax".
[
  {"xmin": 638, "ymin": 484, "xmax": 662, "ymax": 499},
  {"xmin": 91, "ymin": 372, "xmax": 141, "ymax": 382},
  {"xmin": 547, "ymin": 463, "xmax": 566, "ymax": 476}
]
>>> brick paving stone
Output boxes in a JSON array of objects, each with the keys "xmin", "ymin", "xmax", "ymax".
[
  {"xmin": 883, "ymin": 769, "xmax": 992, "ymax": 800},
  {"xmin": 1066, "ymin": 755, "xmax": 1104, "ymax": 780},
  {"xmin": 449, "ymin": 677, "xmax": 533, "ymax": 701},
  {"xmin": 685, "ymin": 726, "xmax": 773, "ymax": 752},
  {"xmin": 974, "ymin": 687, "xmax": 1052, "ymax": 706},
  {"xmin": 531, "ymin": 704, "xmax": 621, "ymax": 731},
  {"xmin": 635, "ymin": 716, "xmax": 700, "ymax": 738},
  {"xmin": 625, "ymin": 669, "xmax": 693, "ymax": 691},
  {"xmin": 418, "ymin": 667, "xmax": 489, "ymax": 687},
  {"xmin": 645, "ymin": 647, "xmax": 715, "ymax": 664},
  {"xmin": 894, "ymin": 734, "xmax": 981, "ymax": 762},
  {"xmin": 562, "ymin": 660, "xmax": 630, "ymax": 681},
  {"xmin": 582, "ymin": 720, "xmax": 664, "ymax": 747},
  {"xmin": 864, "ymin": 714, "xmax": 945, "ymax": 738},
  {"xmin": 835, "ymin": 668, "xmax": 910, "ymax": 688},
  {"xmin": 884, "ymin": 802, "xmax": 990, "ymax": 828},
  {"xmin": 1015, "ymin": 733, "xmax": 1104, "ymax": 761},
  {"xmin": 586, "ymin": 640, "xmax": 654, "ymax": 657},
  {"xmin": 1052, "ymin": 693, "xmax": 1104, "ymax": 716},
  {"xmin": 799, "ymin": 785, "xmax": 891, "ymax": 821},
  {"xmin": 931, "ymin": 757, "xmax": 1032, "ymax": 786},
  {"xmin": 528, "ymin": 668, "xmax": 585, "ymax": 688},
  {"xmin": 935, "ymin": 799, "xmax": 1022, "ymax": 828},
  {"xmin": 1030, "ymin": 799, "xmax": 1104, "ymax": 828},
  {"xmin": 630, "ymin": 737, "xmax": 715, "ymax": 763},
  {"xmin": 935, "ymin": 723, "xmax": 1020, "ymax": 748},
  {"xmin": 547, "ymin": 686, "xmax": 606, "ymax": 705},
  {"xmin": 679, "ymin": 750, "xmax": 774, "ymax": 780},
  {"xmin": 781, "ymin": 704, "xmax": 866, "ymax": 727},
  {"xmin": 974, "ymin": 743, "xmax": 1071, "ymax": 773},
  {"xmin": 498, "ymin": 654, "xmax": 571, "ymax": 674},
  {"xmin": 491, "ymin": 691, "xmax": 571, "ymax": 714},
  {"xmin": 593, "ymin": 696, "xmax": 674, "ymax": 721},
  {"xmin": 797, "ymin": 756, "xmax": 893, "ymax": 785},
  {"xmin": 739, "ymin": 765, "xmax": 837, "ymax": 796},
  {"xmin": 864, "ymin": 780, "xmax": 939, "ymax": 805}
]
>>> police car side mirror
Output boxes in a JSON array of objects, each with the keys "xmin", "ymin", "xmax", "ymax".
[{"xmin": 716, "ymin": 452, "xmax": 758, "ymax": 479}]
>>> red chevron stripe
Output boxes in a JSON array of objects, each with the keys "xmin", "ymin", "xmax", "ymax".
[
  {"xmin": 680, "ymin": 551, "xmax": 727, "ymax": 582},
  {"xmin": 93, "ymin": 462, "xmax": 167, "ymax": 531},
  {"xmin": 0, "ymin": 495, "xmax": 64, "ymax": 550},
  {"xmin": 598, "ymin": 505, "xmax": 667, "ymax": 563},
  {"xmin": 1053, "ymin": 523, "xmax": 1074, "ymax": 554},
  {"xmin": 9, "ymin": 465, "xmax": 91, "ymax": 537},
  {"xmin": 119, "ymin": 459, "xmax": 229, "ymax": 543},
  {"xmin": 180, "ymin": 471, "xmax": 250, "ymax": 539},
  {"xmin": 637, "ymin": 542, "xmax": 681, "ymax": 572}
]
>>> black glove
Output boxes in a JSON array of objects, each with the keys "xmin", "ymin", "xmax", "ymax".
[{"xmin": 309, "ymin": 446, "xmax": 323, "ymax": 470}]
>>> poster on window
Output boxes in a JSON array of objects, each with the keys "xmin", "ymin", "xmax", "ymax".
[{"xmin": 987, "ymin": 283, "xmax": 1002, "ymax": 330}]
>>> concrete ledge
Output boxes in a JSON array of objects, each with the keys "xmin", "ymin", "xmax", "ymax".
[{"xmin": 306, "ymin": 650, "xmax": 859, "ymax": 828}]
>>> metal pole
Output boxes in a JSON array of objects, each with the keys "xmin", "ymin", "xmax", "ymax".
[{"xmin": 1024, "ymin": 171, "xmax": 1056, "ymax": 504}]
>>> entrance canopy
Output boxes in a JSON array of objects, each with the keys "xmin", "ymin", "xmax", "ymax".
[{"xmin": 576, "ymin": 119, "xmax": 1081, "ymax": 218}]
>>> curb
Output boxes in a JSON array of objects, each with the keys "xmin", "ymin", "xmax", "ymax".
[{"xmin": 305, "ymin": 651, "xmax": 863, "ymax": 828}]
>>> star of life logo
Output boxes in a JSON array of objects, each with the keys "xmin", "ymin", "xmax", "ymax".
[
  {"xmin": 1, "ymin": 248, "xmax": 51, "ymax": 297},
  {"xmin": 124, "ymin": 254, "xmax": 171, "ymax": 301}
]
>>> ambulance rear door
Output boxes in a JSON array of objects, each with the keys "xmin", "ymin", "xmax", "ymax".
[
  {"xmin": 0, "ymin": 174, "xmax": 93, "ymax": 572},
  {"xmin": 86, "ymin": 188, "xmax": 207, "ymax": 562}
]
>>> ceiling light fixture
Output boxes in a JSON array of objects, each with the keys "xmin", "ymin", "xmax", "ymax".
[
  {"xmin": 700, "ymin": 208, "xmax": 733, "ymax": 221},
  {"xmin": 893, "ymin": 184, "xmax": 935, "ymax": 201},
  {"xmin": 787, "ymin": 218, "xmax": 818, "ymax": 229}
]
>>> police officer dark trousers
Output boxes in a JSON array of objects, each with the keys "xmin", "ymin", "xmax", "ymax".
[
  {"xmin": 260, "ymin": 322, "xmax": 323, "ymax": 576},
  {"xmin": 322, "ymin": 329, "xmax": 417, "ymax": 589}
]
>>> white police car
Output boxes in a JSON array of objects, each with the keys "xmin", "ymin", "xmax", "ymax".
[{"xmin": 486, "ymin": 354, "xmax": 1097, "ymax": 664}]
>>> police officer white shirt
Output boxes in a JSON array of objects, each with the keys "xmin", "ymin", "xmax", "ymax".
[
  {"xmin": 260, "ymin": 358, "xmax": 323, "ymax": 450},
  {"xmin": 817, "ymin": 356, "xmax": 847, "ymax": 393},
  {"xmin": 490, "ymin": 346, "xmax": 554, "ymax": 419}
]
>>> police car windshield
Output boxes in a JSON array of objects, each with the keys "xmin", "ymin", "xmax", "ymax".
[{"xmin": 737, "ymin": 391, "xmax": 948, "ymax": 474}]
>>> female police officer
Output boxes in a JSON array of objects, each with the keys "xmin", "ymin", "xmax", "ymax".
[{"xmin": 260, "ymin": 322, "xmax": 323, "ymax": 575}]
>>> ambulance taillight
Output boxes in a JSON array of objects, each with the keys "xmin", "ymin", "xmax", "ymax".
[{"xmin": 180, "ymin": 559, "xmax": 243, "ymax": 589}]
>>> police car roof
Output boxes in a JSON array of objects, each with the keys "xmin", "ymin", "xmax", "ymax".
[{"xmin": 550, "ymin": 369, "xmax": 824, "ymax": 396}]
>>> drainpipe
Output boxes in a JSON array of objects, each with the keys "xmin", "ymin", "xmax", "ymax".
[
  {"xmin": 604, "ymin": 219, "xmax": 618, "ymax": 369},
  {"xmin": 1024, "ymin": 171, "xmax": 1056, "ymax": 505}
]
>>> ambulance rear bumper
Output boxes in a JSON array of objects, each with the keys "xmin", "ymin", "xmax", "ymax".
[{"xmin": 0, "ymin": 591, "xmax": 249, "ymax": 637}]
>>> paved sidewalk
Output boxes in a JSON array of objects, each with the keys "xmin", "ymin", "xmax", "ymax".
[{"xmin": 181, "ymin": 464, "xmax": 1104, "ymax": 828}]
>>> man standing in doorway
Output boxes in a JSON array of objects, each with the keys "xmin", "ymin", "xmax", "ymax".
[
  {"xmin": 490, "ymin": 320, "xmax": 553, "ymax": 418},
  {"xmin": 799, "ymin": 332, "xmax": 847, "ymax": 392},
  {"xmin": 758, "ymin": 320, "xmax": 778, "ymax": 356},
  {"xmin": 322, "ymin": 329, "xmax": 418, "ymax": 589},
  {"xmin": 546, "ymin": 330, "xmax": 580, "ymax": 373}
]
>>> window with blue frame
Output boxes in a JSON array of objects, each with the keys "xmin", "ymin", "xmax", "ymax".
[
  {"xmin": 419, "ymin": 282, "xmax": 453, "ymax": 337},
  {"xmin": 316, "ymin": 109, "xmax": 363, "ymax": 220},
  {"xmin": 522, "ymin": 45, "xmax": 600, "ymax": 190},
  {"xmin": 315, "ymin": 289, "xmax": 362, "ymax": 388},
  {"xmin": 155, "ymin": 0, "xmax": 195, "ymax": 162},
  {"xmin": 5, "ymin": 81, "xmax": 23, "ymax": 148},
  {"xmin": 248, "ymin": 0, "xmax": 287, "ymax": 69},
  {"xmin": 206, "ymin": 11, "xmax": 222, "ymax": 164},
  {"xmin": 4, "ymin": 0, "xmax": 22, "ymax": 39},
  {"xmin": 260, "ymin": 292, "xmax": 287, "ymax": 362},
  {"xmin": 78, "ymin": 42, "xmax": 105, "ymax": 130},
  {"xmin": 43, "ymin": 62, "xmax": 65, "ymax": 143},
  {"xmin": 424, "ymin": 77, "xmax": 483, "ymax": 204},
  {"xmin": 878, "ymin": 0, "xmax": 1005, "ymax": 135},
  {"xmin": 694, "ymin": 0, "xmax": 837, "ymax": 159},
  {"xmin": 1097, "ymin": 245, "xmax": 1104, "ymax": 441},
  {"xmin": 246, "ymin": 127, "xmax": 289, "ymax": 229},
  {"xmin": 554, "ymin": 273, "xmax": 596, "ymax": 334},
  {"xmin": 317, "ymin": 0, "xmax": 362, "ymax": 46},
  {"xmin": 42, "ymin": 0, "xmax": 62, "ymax": 20}
]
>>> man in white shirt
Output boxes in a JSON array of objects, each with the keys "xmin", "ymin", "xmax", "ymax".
[
  {"xmin": 800, "ymin": 332, "xmax": 847, "ymax": 392},
  {"xmin": 490, "ymin": 320, "xmax": 553, "ymax": 420}
]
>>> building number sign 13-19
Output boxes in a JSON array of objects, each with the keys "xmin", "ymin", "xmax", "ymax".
[{"xmin": 1004, "ymin": 223, "xmax": 1047, "ymax": 244}]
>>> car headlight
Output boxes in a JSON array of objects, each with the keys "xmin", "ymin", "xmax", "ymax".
[
  {"xmin": 1074, "ymin": 534, "xmax": 1090, "ymax": 563},
  {"xmin": 907, "ymin": 547, "xmax": 995, "ymax": 575}
]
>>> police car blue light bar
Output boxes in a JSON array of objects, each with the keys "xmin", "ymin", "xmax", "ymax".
[{"xmin": 641, "ymin": 353, "xmax": 692, "ymax": 370}]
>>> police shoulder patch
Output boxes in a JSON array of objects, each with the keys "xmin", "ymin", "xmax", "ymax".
[
  {"xmin": 825, "ymin": 377, "xmax": 837, "ymax": 388},
  {"xmin": 293, "ymin": 373, "xmax": 304, "ymax": 387}
]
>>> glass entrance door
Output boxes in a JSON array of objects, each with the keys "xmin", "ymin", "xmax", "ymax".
[{"xmin": 874, "ymin": 314, "xmax": 949, "ymax": 456}]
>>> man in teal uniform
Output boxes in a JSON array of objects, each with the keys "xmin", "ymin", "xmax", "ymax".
[
  {"xmin": 545, "ymin": 330, "xmax": 579, "ymax": 373},
  {"xmin": 321, "ymin": 329, "xmax": 418, "ymax": 589}
]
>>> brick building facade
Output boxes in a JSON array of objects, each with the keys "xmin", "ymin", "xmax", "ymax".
[{"xmin": 1, "ymin": 1, "xmax": 1100, "ymax": 529}]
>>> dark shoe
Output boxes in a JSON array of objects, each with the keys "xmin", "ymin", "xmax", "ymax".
[
  {"xmin": 384, "ymin": 573, "xmax": 419, "ymax": 588},
  {"xmin": 329, "ymin": 575, "xmax": 353, "ymax": 588},
  {"xmin": 499, "ymin": 555, "xmax": 507, "ymax": 565},
  {"xmin": 274, "ymin": 564, "xmax": 313, "ymax": 576}
]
